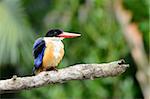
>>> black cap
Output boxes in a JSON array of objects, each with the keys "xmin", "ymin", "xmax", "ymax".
[{"xmin": 45, "ymin": 29, "xmax": 63, "ymax": 37}]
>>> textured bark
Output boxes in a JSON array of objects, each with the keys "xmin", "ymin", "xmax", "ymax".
[{"xmin": 0, "ymin": 59, "xmax": 129, "ymax": 94}]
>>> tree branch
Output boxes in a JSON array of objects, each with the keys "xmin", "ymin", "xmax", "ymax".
[
  {"xmin": 113, "ymin": 0, "xmax": 150, "ymax": 99},
  {"xmin": 0, "ymin": 59, "xmax": 129, "ymax": 94}
]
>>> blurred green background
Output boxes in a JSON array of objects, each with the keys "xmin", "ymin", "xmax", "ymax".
[{"xmin": 0, "ymin": 0, "xmax": 149, "ymax": 99}]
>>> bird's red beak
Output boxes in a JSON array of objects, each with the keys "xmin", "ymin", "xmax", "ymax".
[{"xmin": 57, "ymin": 32, "xmax": 81, "ymax": 38}]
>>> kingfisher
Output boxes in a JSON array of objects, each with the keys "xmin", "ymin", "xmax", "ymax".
[{"xmin": 32, "ymin": 29, "xmax": 81, "ymax": 74}]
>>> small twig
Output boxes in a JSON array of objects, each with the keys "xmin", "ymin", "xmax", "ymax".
[{"xmin": 0, "ymin": 59, "xmax": 129, "ymax": 94}]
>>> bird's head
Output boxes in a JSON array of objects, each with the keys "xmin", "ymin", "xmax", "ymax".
[{"xmin": 45, "ymin": 29, "xmax": 81, "ymax": 39}]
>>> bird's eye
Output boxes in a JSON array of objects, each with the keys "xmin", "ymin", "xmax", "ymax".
[{"xmin": 54, "ymin": 31, "xmax": 57, "ymax": 34}]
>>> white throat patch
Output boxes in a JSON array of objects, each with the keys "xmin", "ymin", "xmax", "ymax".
[
  {"xmin": 53, "ymin": 41, "xmax": 63, "ymax": 59},
  {"xmin": 44, "ymin": 37, "xmax": 64, "ymax": 59}
]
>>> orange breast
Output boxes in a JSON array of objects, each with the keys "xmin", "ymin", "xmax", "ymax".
[{"xmin": 42, "ymin": 40, "xmax": 64, "ymax": 69}]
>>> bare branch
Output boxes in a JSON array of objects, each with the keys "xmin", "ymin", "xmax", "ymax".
[{"xmin": 0, "ymin": 59, "xmax": 129, "ymax": 94}]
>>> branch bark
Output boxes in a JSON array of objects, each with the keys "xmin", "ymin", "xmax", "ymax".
[{"xmin": 0, "ymin": 59, "xmax": 129, "ymax": 94}]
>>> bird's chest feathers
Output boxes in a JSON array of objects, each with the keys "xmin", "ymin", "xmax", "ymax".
[{"xmin": 43, "ymin": 38, "xmax": 64, "ymax": 67}]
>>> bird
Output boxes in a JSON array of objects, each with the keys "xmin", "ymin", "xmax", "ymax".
[{"xmin": 32, "ymin": 29, "xmax": 81, "ymax": 75}]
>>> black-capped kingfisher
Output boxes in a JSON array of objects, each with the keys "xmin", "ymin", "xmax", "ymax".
[{"xmin": 32, "ymin": 29, "xmax": 81, "ymax": 74}]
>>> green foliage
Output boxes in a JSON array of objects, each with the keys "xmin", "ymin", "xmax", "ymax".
[{"xmin": 0, "ymin": 0, "xmax": 33, "ymax": 66}]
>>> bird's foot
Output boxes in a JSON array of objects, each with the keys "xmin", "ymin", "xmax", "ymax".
[{"xmin": 47, "ymin": 66, "xmax": 58, "ymax": 72}]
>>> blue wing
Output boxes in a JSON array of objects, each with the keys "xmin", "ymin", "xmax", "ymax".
[{"xmin": 32, "ymin": 38, "xmax": 46, "ymax": 72}]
